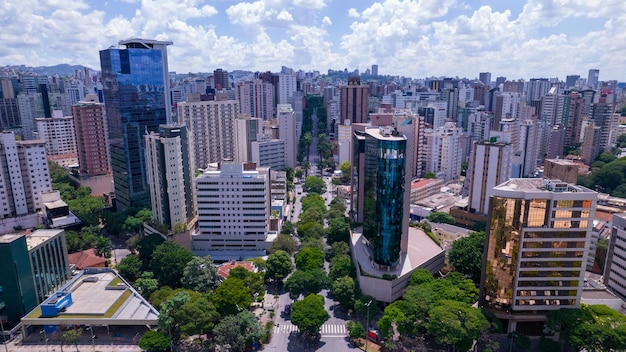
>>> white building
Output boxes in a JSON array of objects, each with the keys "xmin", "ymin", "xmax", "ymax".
[
  {"xmin": 235, "ymin": 114, "xmax": 261, "ymax": 163},
  {"xmin": 177, "ymin": 98, "xmax": 238, "ymax": 169},
  {"xmin": 0, "ymin": 132, "xmax": 51, "ymax": 218},
  {"xmin": 193, "ymin": 162, "xmax": 272, "ymax": 260},
  {"xmin": 424, "ymin": 121, "xmax": 463, "ymax": 182},
  {"xmin": 337, "ymin": 123, "xmax": 353, "ymax": 165},
  {"xmin": 605, "ymin": 213, "xmax": 626, "ymax": 302},
  {"xmin": 466, "ymin": 141, "xmax": 513, "ymax": 214},
  {"xmin": 35, "ymin": 111, "xmax": 78, "ymax": 167},
  {"xmin": 277, "ymin": 104, "xmax": 297, "ymax": 169},
  {"xmin": 278, "ymin": 73, "xmax": 297, "ymax": 105},
  {"xmin": 251, "ymin": 138, "xmax": 286, "ymax": 171},
  {"xmin": 236, "ymin": 79, "xmax": 274, "ymax": 120}
]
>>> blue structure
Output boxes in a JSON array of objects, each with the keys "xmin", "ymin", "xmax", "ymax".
[
  {"xmin": 40, "ymin": 292, "xmax": 73, "ymax": 317},
  {"xmin": 100, "ymin": 38, "xmax": 173, "ymax": 209}
]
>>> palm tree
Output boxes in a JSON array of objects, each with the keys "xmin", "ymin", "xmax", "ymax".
[
  {"xmin": 302, "ymin": 132, "xmax": 312, "ymax": 161},
  {"xmin": 94, "ymin": 236, "xmax": 112, "ymax": 258},
  {"xmin": 303, "ymin": 162, "xmax": 310, "ymax": 178}
]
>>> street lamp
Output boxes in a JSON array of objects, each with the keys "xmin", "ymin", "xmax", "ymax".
[
  {"xmin": 86, "ymin": 326, "xmax": 95, "ymax": 352},
  {"xmin": 365, "ymin": 300, "xmax": 372, "ymax": 352},
  {"xmin": 40, "ymin": 330, "xmax": 49, "ymax": 352}
]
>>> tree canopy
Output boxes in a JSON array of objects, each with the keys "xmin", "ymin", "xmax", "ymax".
[
  {"xmin": 295, "ymin": 247, "xmax": 325, "ymax": 271},
  {"xmin": 118, "ymin": 254, "xmax": 142, "ymax": 283},
  {"xmin": 285, "ymin": 269, "xmax": 330, "ymax": 300},
  {"xmin": 265, "ymin": 250, "xmax": 293, "ymax": 283},
  {"xmin": 213, "ymin": 311, "xmax": 263, "ymax": 352},
  {"xmin": 291, "ymin": 294, "xmax": 330, "ymax": 336},
  {"xmin": 427, "ymin": 211, "xmax": 456, "ymax": 225},
  {"xmin": 181, "ymin": 256, "xmax": 219, "ymax": 293},
  {"xmin": 448, "ymin": 231, "xmax": 485, "ymax": 284},
  {"xmin": 138, "ymin": 330, "xmax": 170, "ymax": 352},
  {"xmin": 212, "ymin": 277, "xmax": 253, "ymax": 316},
  {"xmin": 331, "ymin": 276, "xmax": 356, "ymax": 310},
  {"xmin": 269, "ymin": 233, "xmax": 298, "ymax": 255},
  {"xmin": 326, "ymin": 217, "xmax": 351, "ymax": 245},
  {"xmin": 150, "ymin": 241, "xmax": 194, "ymax": 288},
  {"xmin": 303, "ymin": 176, "xmax": 326, "ymax": 194},
  {"xmin": 425, "ymin": 300, "xmax": 489, "ymax": 351}
]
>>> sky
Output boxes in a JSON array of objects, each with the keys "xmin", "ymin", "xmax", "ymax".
[{"xmin": 1, "ymin": 0, "xmax": 626, "ymax": 81}]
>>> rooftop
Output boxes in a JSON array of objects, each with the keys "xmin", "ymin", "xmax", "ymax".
[
  {"xmin": 493, "ymin": 178, "xmax": 596, "ymax": 194},
  {"xmin": 26, "ymin": 229, "xmax": 64, "ymax": 250},
  {"xmin": 411, "ymin": 178, "xmax": 442, "ymax": 190},
  {"xmin": 365, "ymin": 126, "xmax": 406, "ymax": 141}
]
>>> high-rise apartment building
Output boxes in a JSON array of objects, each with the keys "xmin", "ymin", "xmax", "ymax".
[
  {"xmin": 177, "ymin": 98, "xmax": 238, "ymax": 169},
  {"xmin": 213, "ymin": 68, "xmax": 229, "ymax": 90},
  {"xmin": 480, "ymin": 178, "xmax": 597, "ymax": 332},
  {"xmin": 36, "ymin": 111, "xmax": 78, "ymax": 167},
  {"xmin": 423, "ymin": 121, "xmax": 463, "ymax": 182},
  {"xmin": 590, "ymin": 98, "xmax": 619, "ymax": 155},
  {"xmin": 340, "ymin": 77, "xmax": 369, "ymax": 124},
  {"xmin": 371, "ymin": 64, "xmax": 378, "ymax": 76},
  {"xmin": 605, "ymin": 213, "xmax": 626, "ymax": 301},
  {"xmin": 145, "ymin": 124, "xmax": 196, "ymax": 231},
  {"xmin": 479, "ymin": 72, "xmax": 491, "ymax": 86},
  {"xmin": 587, "ymin": 69, "xmax": 600, "ymax": 88},
  {"xmin": 277, "ymin": 104, "xmax": 296, "ymax": 169},
  {"xmin": 351, "ymin": 126, "xmax": 409, "ymax": 267},
  {"xmin": 560, "ymin": 92, "xmax": 585, "ymax": 149},
  {"xmin": 0, "ymin": 229, "xmax": 70, "ymax": 328},
  {"xmin": 0, "ymin": 132, "xmax": 51, "ymax": 218},
  {"xmin": 72, "ymin": 95, "xmax": 110, "ymax": 177},
  {"xmin": 251, "ymin": 138, "xmax": 286, "ymax": 171},
  {"xmin": 236, "ymin": 79, "xmax": 274, "ymax": 120},
  {"xmin": 467, "ymin": 140, "xmax": 513, "ymax": 215},
  {"xmin": 100, "ymin": 38, "xmax": 173, "ymax": 209},
  {"xmin": 565, "ymin": 75, "xmax": 580, "ymax": 89},
  {"xmin": 193, "ymin": 163, "xmax": 271, "ymax": 259},
  {"xmin": 277, "ymin": 73, "xmax": 297, "ymax": 105},
  {"xmin": 235, "ymin": 114, "xmax": 261, "ymax": 163}
]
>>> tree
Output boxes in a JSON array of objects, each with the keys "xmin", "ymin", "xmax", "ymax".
[
  {"xmin": 212, "ymin": 277, "xmax": 253, "ymax": 316},
  {"xmin": 158, "ymin": 291, "xmax": 190, "ymax": 340},
  {"xmin": 80, "ymin": 225, "xmax": 101, "ymax": 250},
  {"xmin": 62, "ymin": 328, "xmax": 82, "ymax": 352},
  {"xmin": 150, "ymin": 241, "xmax": 194, "ymax": 288},
  {"xmin": 178, "ymin": 295, "xmax": 220, "ymax": 339},
  {"xmin": 598, "ymin": 151, "xmax": 617, "ymax": 163},
  {"xmin": 329, "ymin": 254, "xmax": 356, "ymax": 281},
  {"xmin": 285, "ymin": 269, "xmax": 330, "ymax": 299},
  {"xmin": 265, "ymin": 250, "xmax": 293, "ymax": 283},
  {"xmin": 228, "ymin": 266, "xmax": 265, "ymax": 298},
  {"xmin": 68, "ymin": 195, "xmax": 104, "ymax": 227},
  {"xmin": 291, "ymin": 294, "xmax": 330, "ymax": 336},
  {"xmin": 297, "ymin": 222, "xmax": 325, "ymax": 241},
  {"xmin": 94, "ymin": 235, "xmax": 112, "ymax": 258},
  {"xmin": 138, "ymin": 330, "xmax": 170, "ymax": 352},
  {"xmin": 329, "ymin": 241, "xmax": 350, "ymax": 259},
  {"xmin": 118, "ymin": 255, "xmax": 142, "ymax": 283},
  {"xmin": 425, "ymin": 300, "xmax": 489, "ymax": 351},
  {"xmin": 424, "ymin": 172, "xmax": 437, "ymax": 179},
  {"xmin": 213, "ymin": 311, "xmax": 263, "ymax": 352},
  {"xmin": 295, "ymin": 247, "xmax": 325, "ymax": 271},
  {"xmin": 269, "ymin": 233, "xmax": 298, "ymax": 254},
  {"xmin": 326, "ymin": 217, "xmax": 350, "ymax": 244},
  {"xmin": 339, "ymin": 161, "xmax": 351, "ymax": 177},
  {"xmin": 302, "ymin": 132, "xmax": 313, "ymax": 161},
  {"xmin": 295, "ymin": 168, "xmax": 304, "ymax": 179},
  {"xmin": 427, "ymin": 211, "xmax": 455, "ymax": 225},
  {"xmin": 138, "ymin": 233, "xmax": 165, "ymax": 269},
  {"xmin": 331, "ymin": 276, "xmax": 356, "ymax": 310},
  {"xmin": 172, "ymin": 221, "xmax": 187, "ymax": 233},
  {"xmin": 134, "ymin": 271, "xmax": 159, "ymax": 299},
  {"xmin": 346, "ymin": 320, "xmax": 365, "ymax": 341},
  {"xmin": 280, "ymin": 220, "xmax": 296, "ymax": 235},
  {"xmin": 65, "ymin": 230, "xmax": 81, "ymax": 253},
  {"xmin": 126, "ymin": 234, "xmax": 141, "ymax": 254},
  {"xmin": 298, "ymin": 208, "xmax": 325, "ymax": 225},
  {"xmin": 408, "ymin": 268, "xmax": 435, "ymax": 286},
  {"xmin": 181, "ymin": 256, "xmax": 219, "ymax": 293},
  {"xmin": 448, "ymin": 231, "xmax": 485, "ymax": 284},
  {"xmin": 303, "ymin": 176, "xmax": 326, "ymax": 194}
]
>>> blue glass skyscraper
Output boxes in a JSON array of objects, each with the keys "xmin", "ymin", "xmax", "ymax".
[{"xmin": 100, "ymin": 38, "xmax": 173, "ymax": 209}]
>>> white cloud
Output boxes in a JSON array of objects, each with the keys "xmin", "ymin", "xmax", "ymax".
[
  {"xmin": 293, "ymin": 0, "xmax": 326, "ymax": 10},
  {"xmin": 277, "ymin": 10, "xmax": 293, "ymax": 21},
  {"xmin": 347, "ymin": 8, "xmax": 360, "ymax": 18},
  {"xmin": 321, "ymin": 16, "xmax": 331, "ymax": 26}
]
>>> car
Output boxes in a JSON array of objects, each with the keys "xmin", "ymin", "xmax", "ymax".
[{"xmin": 284, "ymin": 304, "xmax": 292, "ymax": 315}]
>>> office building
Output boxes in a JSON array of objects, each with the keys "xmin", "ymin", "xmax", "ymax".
[
  {"xmin": 565, "ymin": 75, "xmax": 580, "ymax": 89},
  {"xmin": 0, "ymin": 97, "xmax": 20, "ymax": 131},
  {"xmin": 193, "ymin": 162, "xmax": 271, "ymax": 260},
  {"xmin": 145, "ymin": 124, "xmax": 196, "ymax": 231},
  {"xmin": 467, "ymin": 140, "xmax": 513, "ymax": 215},
  {"xmin": 177, "ymin": 98, "xmax": 238, "ymax": 169},
  {"xmin": 605, "ymin": 213, "xmax": 626, "ymax": 301},
  {"xmin": 213, "ymin": 68, "xmax": 229, "ymax": 90},
  {"xmin": 0, "ymin": 132, "xmax": 51, "ymax": 219},
  {"xmin": 236, "ymin": 79, "xmax": 274, "ymax": 120},
  {"xmin": 251, "ymin": 138, "xmax": 286, "ymax": 171},
  {"xmin": 479, "ymin": 72, "xmax": 491, "ymax": 86},
  {"xmin": 588, "ymin": 69, "xmax": 600, "ymax": 88},
  {"xmin": 340, "ymin": 77, "xmax": 369, "ymax": 124},
  {"xmin": 0, "ymin": 229, "xmax": 70, "ymax": 328},
  {"xmin": 35, "ymin": 111, "xmax": 78, "ymax": 168},
  {"xmin": 72, "ymin": 94, "xmax": 110, "ymax": 177},
  {"xmin": 277, "ymin": 104, "xmax": 297, "ymax": 169},
  {"xmin": 480, "ymin": 178, "xmax": 597, "ymax": 333},
  {"xmin": 100, "ymin": 38, "xmax": 173, "ymax": 209},
  {"xmin": 371, "ymin": 64, "xmax": 378, "ymax": 76},
  {"xmin": 235, "ymin": 114, "xmax": 261, "ymax": 163}
]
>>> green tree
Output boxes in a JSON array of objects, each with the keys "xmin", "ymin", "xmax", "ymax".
[
  {"xmin": 297, "ymin": 222, "xmax": 325, "ymax": 241},
  {"xmin": 346, "ymin": 320, "xmax": 365, "ymax": 341},
  {"xmin": 331, "ymin": 276, "xmax": 356, "ymax": 310},
  {"xmin": 126, "ymin": 234, "xmax": 141, "ymax": 254},
  {"xmin": 94, "ymin": 235, "xmax": 112, "ymax": 258},
  {"xmin": 448, "ymin": 231, "xmax": 485, "ymax": 284},
  {"xmin": 138, "ymin": 233, "xmax": 165, "ymax": 269},
  {"xmin": 339, "ymin": 161, "xmax": 351, "ymax": 180},
  {"xmin": 134, "ymin": 271, "xmax": 159, "ymax": 299},
  {"xmin": 301, "ymin": 193, "xmax": 326, "ymax": 213},
  {"xmin": 285, "ymin": 269, "xmax": 330, "ymax": 299},
  {"xmin": 212, "ymin": 277, "xmax": 253, "ymax": 316},
  {"xmin": 269, "ymin": 233, "xmax": 298, "ymax": 255},
  {"xmin": 298, "ymin": 208, "xmax": 325, "ymax": 225},
  {"xmin": 138, "ymin": 330, "xmax": 170, "ymax": 352},
  {"xmin": 68, "ymin": 195, "xmax": 104, "ymax": 227},
  {"xmin": 158, "ymin": 291, "xmax": 190, "ymax": 340},
  {"xmin": 329, "ymin": 254, "xmax": 356, "ymax": 281},
  {"xmin": 537, "ymin": 336, "xmax": 559, "ymax": 352},
  {"xmin": 117, "ymin": 255, "xmax": 142, "ymax": 283},
  {"xmin": 295, "ymin": 247, "xmax": 325, "ymax": 271},
  {"xmin": 295, "ymin": 167, "xmax": 304, "ymax": 179},
  {"xmin": 618, "ymin": 133, "xmax": 626, "ymax": 147},
  {"xmin": 65, "ymin": 230, "xmax": 81, "ymax": 253},
  {"xmin": 424, "ymin": 172, "xmax": 437, "ymax": 179},
  {"xmin": 228, "ymin": 266, "xmax": 265, "ymax": 298},
  {"xmin": 213, "ymin": 311, "xmax": 263, "ymax": 352},
  {"xmin": 329, "ymin": 241, "xmax": 350, "ymax": 259},
  {"xmin": 326, "ymin": 217, "xmax": 350, "ymax": 244},
  {"xmin": 598, "ymin": 151, "xmax": 617, "ymax": 163},
  {"xmin": 512, "ymin": 332, "xmax": 531, "ymax": 351},
  {"xmin": 151, "ymin": 241, "xmax": 194, "ymax": 288},
  {"xmin": 291, "ymin": 294, "xmax": 330, "ymax": 336},
  {"xmin": 181, "ymin": 256, "xmax": 219, "ymax": 293},
  {"xmin": 80, "ymin": 225, "xmax": 101, "ymax": 250},
  {"xmin": 302, "ymin": 132, "xmax": 313, "ymax": 162},
  {"xmin": 149, "ymin": 286, "xmax": 174, "ymax": 309},
  {"xmin": 280, "ymin": 220, "xmax": 296, "ymax": 235},
  {"xmin": 303, "ymin": 176, "xmax": 326, "ymax": 194},
  {"xmin": 408, "ymin": 268, "xmax": 435, "ymax": 286},
  {"xmin": 265, "ymin": 250, "xmax": 293, "ymax": 283},
  {"xmin": 178, "ymin": 295, "xmax": 220, "ymax": 339},
  {"xmin": 427, "ymin": 211, "xmax": 455, "ymax": 224},
  {"xmin": 172, "ymin": 221, "xmax": 187, "ymax": 233},
  {"xmin": 425, "ymin": 300, "xmax": 489, "ymax": 351},
  {"xmin": 62, "ymin": 328, "xmax": 82, "ymax": 352}
]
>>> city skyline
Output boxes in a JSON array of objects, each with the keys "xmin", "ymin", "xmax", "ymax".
[{"xmin": 2, "ymin": 0, "xmax": 626, "ymax": 80}]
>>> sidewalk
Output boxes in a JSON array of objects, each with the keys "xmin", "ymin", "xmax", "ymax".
[{"xmin": 6, "ymin": 342, "xmax": 143, "ymax": 352}]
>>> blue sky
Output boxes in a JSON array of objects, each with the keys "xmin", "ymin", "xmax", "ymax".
[{"xmin": 1, "ymin": 0, "xmax": 625, "ymax": 81}]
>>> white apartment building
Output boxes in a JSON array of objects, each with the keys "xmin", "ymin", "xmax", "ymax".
[
  {"xmin": 177, "ymin": 99, "xmax": 238, "ymax": 170},
  {"xmin": 278, "ymin": 73, "xmax": 297, "ymax": 105},
  {"xmin": 236, "ymin": 79, "xmax": 274, "ymax": 120},
  {"xmin": 0, "ymin": 132, "xmax": 51, "ymax": 218},
  {"xmin": 35, "ymin": 111, "xmax": 78, "ymax": 167},
  {"xmin": 193, "ymin": 162, "xmax": 271, "ymax": 259},
  {"xmin": 424, "ymin": 121, "xmax": 463, "ymax": 182},
  {"xmin": 277, "ymin": 104, "xmax": 297, "ymax": 169},
  {"xmin": 235, "ymin": 114, "xmax": 261, "ymax": 163},
  {"xmin": 251, "ymin": 138, "xmax": 286, "ymax": 171},
  {"xmin": 466, "ymin": 141, "xmax": 513, "ymax": 215},
  {"xmin": 605, "ymin": 213, "xmax": 626, "ymax": 302}
]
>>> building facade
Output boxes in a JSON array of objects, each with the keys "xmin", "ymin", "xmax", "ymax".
[
  {"xmin": 605, "ymin": 213, "xmax": 626, "ymax": 302},
  {"xmin": 277, "ymin": 104, "xmax": 297, "ymax": 169},
  {"xmin": 72, "ymin": 95, "xmax": 110, "ymax": 177},
  {"xmin": 35, "ymin": 112, "xmax": 78, "ymax": 167},
  {"xmin": 467, "ymin": 140, "xmax": 513, "ymax": 215},
  {"xmin": 236, "ymin": 79, "xmax": 274, "ymax": 120},
  {"xmin": 99, "ymin": 38, "xmax": 173, "ymax": 209},
  {"xmin": 251, "ymin": 138, "xmax": 286, "ymax": 171},
  {"xmin": 340, "ymin": 77, "xmax": 369, "ymax": 124}
]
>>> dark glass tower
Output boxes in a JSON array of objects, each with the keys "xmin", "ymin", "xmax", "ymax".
[
  {"xmin": 352, "ymin": 126, "xmax": 407, "ymax": 267},
  {"xmin": 100, "ymin": 38, "xmax": 173, "ymax": 209}
]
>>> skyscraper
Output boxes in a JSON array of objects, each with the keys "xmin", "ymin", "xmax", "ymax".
[
  {"xmin": 35, "ymin": 111, "xmax": 78, "ymax": 167},
  {"xmin": 145, "ymin": 124, "xmax": 195, "ymax": 230},
  {"xmin": 100, "ymin": 38, "xmax": 173, "ymax": 209},
  {"xmin": 340, "ymin": 77, "xmax": 369, "ymax": 124},
  {"xmin": 213, "ymin": 68, "xmax": 229, "ymax": 90},
  {"xmin": 277, "ymin": 104, "xmax": 297, "ymax": 169},
  {"xmin": 72, "ymin": 94, "xmax": 110, "ymax": 177},
  {"xmin": 371, "ymin": 64, "xmax": 378, "ymax": 76},
  {"xmin": 479, "ymin": 72, "xmax": 492, "ymax": 86},
  {"xmin": 236, "ymin": 79, "xmax": 274, "ymax": 120},
  {"xmin": 467, "ymin": 140, "xmax": 513, "ymax": 215},
  {"xmin": 587, "ymin": 69, "xmax": 599, "ymax": 88},
  {"xmin": 480, "ymin": 178, "xmax": 597, "ymax": 333}
]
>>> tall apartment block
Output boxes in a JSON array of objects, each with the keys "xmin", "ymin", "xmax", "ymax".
[
  {"xmin": 236, "ymin": 79, "xmax": 274, "ymax": 120},
  {"xmin": 467, "ymin": 140, "xmax": 513, "ymax": 215},
  {"xmin": 35, "ymin": 111, "xmax": 78, "ymax": 168},
  {"xmin": 72, "ymin": 94, "xmax": 110, "ymax": 177},
  {"xmin": 340, "ymin": 77, "xmax": 368, "ymax": 124},
  {"xmin": 0, "ymin": 132, "xmax": 51, "ymax": 218},
  {"xmin": 177, "ymin": 98, "xmax": 238, "ymax": 169},
  {"xmin": 588, "ymin": 69, "xmax": 599, "ymax": 88},
  {"xmin": 145, "ymin": 124, "xmax": 196, "ymax": 231},
  {"xmin": 277, "ymin": 104, "xmax": 297, "ymax": 169},
  {"xmin": 193, "ymin": 163, "xmax": 271, "ymax": 260},
  {"xmin": 480, "ymin": 178, "xmax": 597, "ymax": 333},
  {"xmin": 251, "ymin": 137, "xmax": 286, "ymax": 171},
  {"xmin": 235, "ymin": 114, "xmax": 260, "ymax": 163},
  {"xmin": 277, "ymin": 73, "xmax": 297, "ymax": 105},
  {"xmin": 605, "ymin": 213, "xmax": 626, "ymax": 301},
  {"xmin": 0, "ymin": 229, "xmax": 70, "ymax": 328},
  {"xmin": 423, "ymin": 121, "xmax": 463, "ymax": 182},
  {"xmin": 479, "ymin": 72, "xmax": 491, "ymax": 86},
  {"xmin": 213, "ymin": 68, "xmax": 229, "ymax": 90},
  {"xmin": 100, "ymin": 38, "xmax": 172, "ymax": 209}
]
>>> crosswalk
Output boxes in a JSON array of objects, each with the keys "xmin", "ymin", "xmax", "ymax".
[{"xmin": 273, "ymin": 323, "xmax": 346, "ymax": 336}]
